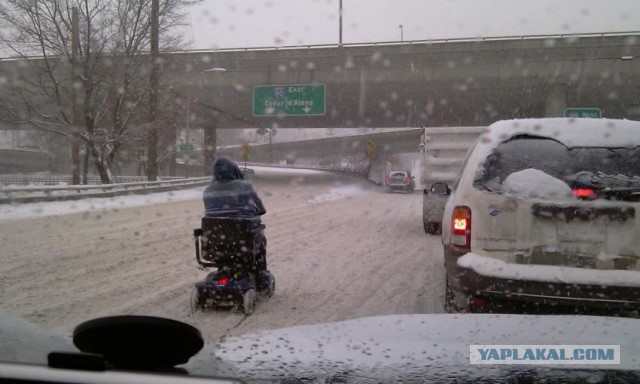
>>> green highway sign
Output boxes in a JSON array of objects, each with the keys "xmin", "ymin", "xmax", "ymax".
[
  {"xmin": 564, "ymin": 108, "xmax": 602, "ymax": 118},
  {"xmin": 180, "ymin": 144, "xmax": 193, "ymax": 153},
  {"xmin": 253, "ymin": 84, "xmax": 326, "ymax": 116}
]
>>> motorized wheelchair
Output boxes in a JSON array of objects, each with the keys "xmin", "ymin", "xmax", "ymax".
[{"xmin": 191, "ymin": 217, "xmax": 275, "ymax": 315}]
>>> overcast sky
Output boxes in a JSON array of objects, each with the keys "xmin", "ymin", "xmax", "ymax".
[{"xmin": 183, "ymin": 0, "xmax": 640, "ymax": 50}]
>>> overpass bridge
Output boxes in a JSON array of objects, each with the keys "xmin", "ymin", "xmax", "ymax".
[
  {"xmin": 162, "ymin": 31, "xmax": 640, "ymax": 131},
  {"xmin": 2, "ymin": 32, "xmax": 639, "ymax": 175},
  {"xmin": 2, "ymin": 31, "xmax": 640, "ymax": 133}
]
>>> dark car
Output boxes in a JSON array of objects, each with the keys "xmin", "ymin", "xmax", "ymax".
[{"xmin": 384, "ymin": 171, "xmax": 415, "ymax": 193}]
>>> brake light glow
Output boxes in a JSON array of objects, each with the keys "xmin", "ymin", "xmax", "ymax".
[
  {"xmin": 572, "ymin": 188, "xmax": 598, "ymax": 200},
  {"xmin": 451, "ymin": 206, "xmax": 472, "ymax": 248},
  {"xmin": 405, "ymin": 177, "xmax": 411, "ymax": 185},
  {"xmin": 454, "ymin": 218, "xmax": 467, "ymax": 230},
  {"xmin": 216, "ymin": 276, "xmax": 230, "ymax": 286}
]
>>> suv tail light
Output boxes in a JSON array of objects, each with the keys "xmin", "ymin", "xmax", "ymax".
[
  {"xmin": 451, "ymin": 206, "xmax": 471, "ymax": 249},
  {"xmin": 572, "ymin": 188, "xmax": 598, "ymax": 200},
  {"xmin": 405, "ymin": 177, "xmax": 411, "ymax": 185}
]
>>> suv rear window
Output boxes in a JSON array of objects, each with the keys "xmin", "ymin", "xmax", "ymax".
[
  {"xmin": 473, "ymin": 135, "xmax": 640, "ymax": 201},
  {"xmin": 390, "ymin": 172, "xmax": 407, "ymax": 177}
]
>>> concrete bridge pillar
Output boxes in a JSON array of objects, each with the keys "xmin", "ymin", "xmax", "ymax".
[{"xmin": 544, "ymin": 86, "xmax": 567, "ymax": 117}]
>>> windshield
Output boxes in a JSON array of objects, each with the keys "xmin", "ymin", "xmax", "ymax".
[
  {"xmin": 1, "ymin": 0, "xmax": 640, "ymax": 382},
  {"xmin": 474, "ymin": 136, "xmax": 640, "ymax": 200}
]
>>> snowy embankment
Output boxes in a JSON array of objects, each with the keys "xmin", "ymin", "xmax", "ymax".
[
  {"xmin": 0, "ymin": 187, "xmax": 206, "ymax": 220},
  {"xmin": 0, "ymin": 166, "xmax": 365, "ymax": 219},
  {"xmin": 0, "ymin": 177, "xmax": 211, "ymax": 204}
]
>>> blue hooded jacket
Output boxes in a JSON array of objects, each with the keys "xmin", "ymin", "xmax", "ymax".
[{"xmin": 203, "ymin": 157, "xmax": 266, "ymax": 228}]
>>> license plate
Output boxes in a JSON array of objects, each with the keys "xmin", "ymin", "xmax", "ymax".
[{"xmin": 557, "ymin": 221, "xmax": 605, "ymax": 243}]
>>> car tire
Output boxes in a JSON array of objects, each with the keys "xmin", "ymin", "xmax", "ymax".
[
  {"xmin": 444, "ymin": 275, "xmax": 469, "ymax": 313},
  {"xmin": 424, "ymin": 221, "xmax": 438, "ymax": 234}
]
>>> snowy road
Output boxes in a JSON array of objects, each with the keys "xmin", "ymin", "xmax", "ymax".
[{"xmin": 0, "ymin": 168, "xmax": 445, "ymax": 342}]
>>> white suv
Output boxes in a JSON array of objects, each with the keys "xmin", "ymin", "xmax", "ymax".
[{"xmin": 439, "ymin": 118, "xmax": 640, "ymax": 313}]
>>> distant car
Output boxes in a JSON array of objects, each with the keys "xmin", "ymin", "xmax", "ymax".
[
  {"xmin": 384, "ymin": 171, "xmax": 415, "ymax": 193},
  {"xmin": 440, "ymin": 118, "xmax": 640, "ymax": 313}
]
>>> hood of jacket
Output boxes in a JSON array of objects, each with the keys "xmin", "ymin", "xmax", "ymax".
[{"xmin": 212, "ymin": 156, "xmax": 244, "ymax": 181}]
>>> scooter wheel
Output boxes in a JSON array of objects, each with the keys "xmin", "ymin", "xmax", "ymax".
[
  {"xmin": 190, "ymin": 288, "xmax": 202, "ymax": 314},
  {"xmin": 242, "ymin": 289, "xmax": 256, "ymax": 315},
  {"xmin": 266, "ymin": 274, "xmax": 276, "ymax": 298}
]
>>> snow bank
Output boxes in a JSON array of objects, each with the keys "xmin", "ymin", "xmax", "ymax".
[
  {"xmin": 308, "ymin": 185, "xmax": 366, "ymax": 203},
  {"xmin": 458, "ymin": 252, "xmax": 640, "ymax": 287},
  {"xmin": 504, "ymin": 168, "xmax": 575, "ymax": 201},
  {"xmin": 0, "ymin": 187, "xmax": 204, "ymax": 220},
  {"xmin": 251, "ymin": 166, "xmax": 327, "ymax": 175}
]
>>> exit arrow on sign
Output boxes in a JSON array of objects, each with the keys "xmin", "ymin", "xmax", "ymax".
[{"xmin": 302, "ymin": 106, "xmax": 311, "ymax": 113}]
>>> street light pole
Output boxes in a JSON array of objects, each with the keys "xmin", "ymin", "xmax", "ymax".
[
  {"xmin": 339, "ymin": 0, "xmax": 343, "ymax": 47},
  {"xmin": 399, "ymin": 24, "xmax": 403, "ymax": 44}
]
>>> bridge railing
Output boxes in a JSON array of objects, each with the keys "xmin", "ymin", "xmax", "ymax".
[
  {"xmin": 165, "ymin": 31, "xmax": 640, "ymax": 54},
  {"xmin": 7, "ymin": 31, "xmax": 639, "ymax": 62}
]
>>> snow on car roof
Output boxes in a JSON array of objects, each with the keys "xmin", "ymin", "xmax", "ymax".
[{"xmin": 485, "ymin": 118, "xmax": 640, "ymax": 149}]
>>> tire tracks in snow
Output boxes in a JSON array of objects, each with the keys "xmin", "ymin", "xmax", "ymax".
[{"xmin": 0, "ymin": 174, "xmax": 446, "ymax": 343}]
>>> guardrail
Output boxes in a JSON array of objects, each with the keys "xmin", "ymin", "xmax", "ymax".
[
  {"xmin": 0, "ymin": 177, "xmax": 211, "ymax": 204},
  {"xmin": 0, "ymin": 164, "xmax": 369, "ymax": 204},
  {"xmin": 0, "ymin": 175, "xmax": 183, "ymax": 186}
]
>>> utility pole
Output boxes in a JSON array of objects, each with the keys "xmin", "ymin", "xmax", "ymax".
[
  {"xmin": 70, "ymin": 7, "xmax": 81, "ymax": 185},
  {"xmin": 203, "ymin": 123, "xmax": 217, "ymax": 176},
  {"xmin": 399, "ymin": 24, "xmax": 403, "ymax": 44},
  {"xmin": 147, "ymin": 0, "xmax": 159, "ymax": 181}
]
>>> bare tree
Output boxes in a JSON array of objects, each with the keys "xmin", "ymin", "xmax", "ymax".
[{"xmin": 0, "ymin": 0, "xmax": 197, "ymax": 183}]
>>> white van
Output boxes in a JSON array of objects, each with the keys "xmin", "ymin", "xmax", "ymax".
[{"xmin": 439, "ymin": 118, "xmax": 640, "ymax": 313}]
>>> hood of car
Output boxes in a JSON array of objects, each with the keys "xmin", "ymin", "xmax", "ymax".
[
  {"xmin": 3, "ymin": 311, "xmax": 640, "ymax": 383},
  {"xmin": 188, "ymin": 314, "xmax": 640, "ymax": 382}
]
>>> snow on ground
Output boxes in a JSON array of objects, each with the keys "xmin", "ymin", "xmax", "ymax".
[
  {"xmin": 0, "ymin": 167, "xmax": 337, "ymax": 220},
  {"xmin": 250, "ymin": 166, "xmax": 328, "ymax": 175},
  {"xmin": 308, "ymin": 185, "xmax": 366, "ymax": 203},
  {"xmin": 0, "ymin": 187, "xmax": 205, "ymax": 220},
  {"xmin": 0, "ymin": 173, "xmax": 443, "ymax": 347}
]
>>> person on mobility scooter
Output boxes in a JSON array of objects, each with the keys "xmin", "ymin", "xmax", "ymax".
[{"xmin": 191, "ymin": 157, "xmax": 275, "ymax": 315}]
